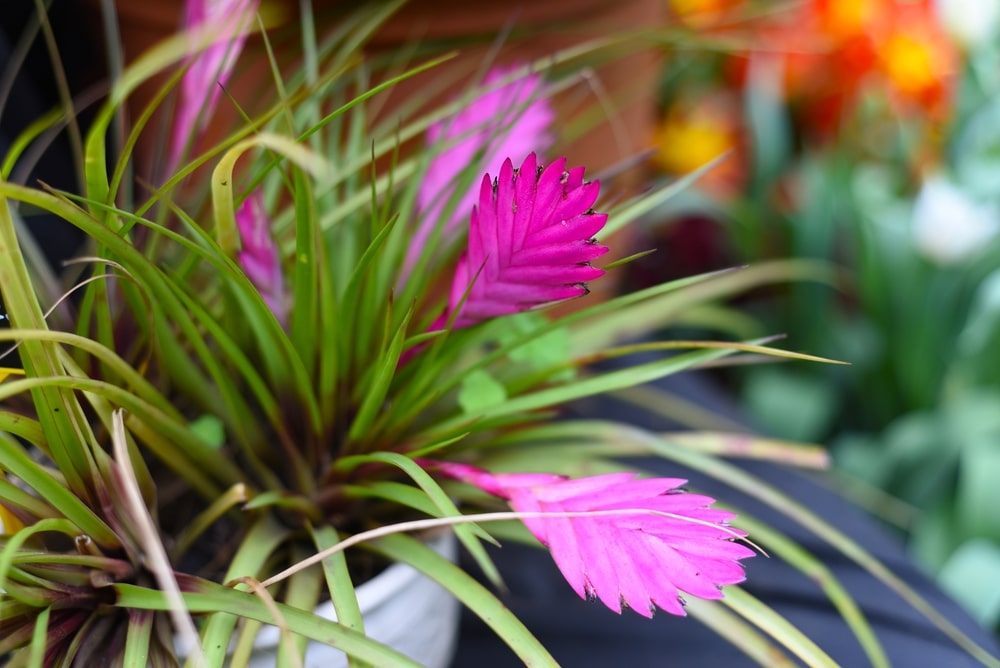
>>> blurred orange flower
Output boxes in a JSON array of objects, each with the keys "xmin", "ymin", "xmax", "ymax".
[
  {"xmin": 815, "ymin": 0, "xmax": 883, "ymax": 38},
  {"xmin": 732, "ymin": 0, "xmax": 957, "ymax": 134},
  {"xmin": 873, "ymin": 5, "xmax": 956, "ymax": 117}
]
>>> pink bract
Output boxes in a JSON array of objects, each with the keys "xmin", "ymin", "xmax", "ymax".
[
  {"xmin": 236, "ymin": 190, "xmax": 288, "ymax": 326},
  {"xmin": 171, "ymin": 0, "xmax": 259, "ymax": 171},
  {"xmin": 437, "ymin": 152, "xmax": 609, "ymax": 329},
  {"xmin": 429, "ymin": 461, "xmax": 754, "ymax": 617}
]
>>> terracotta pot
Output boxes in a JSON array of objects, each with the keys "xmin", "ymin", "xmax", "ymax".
[{"xmin": 86, "ymin": 0, "xmax": 661, "ymax": 184}]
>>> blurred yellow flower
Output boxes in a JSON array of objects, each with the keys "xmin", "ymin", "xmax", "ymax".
[
  {"xmin": 668, "ymin": 0, "xmax": 740, "ymax": 26},
  {"xmin": 652, "ymin": 94, "xmax": 743, "ymax": 197},
  {"xmin": 653, "ymin": 113, "xmax": 733, "ymax": 176}
]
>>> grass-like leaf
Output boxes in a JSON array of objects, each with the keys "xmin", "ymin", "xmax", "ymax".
[
  {"xmin": 685, "ymin": 597, "xmax": 798, "ymax": 667},
  {"xmin": 370, "ymin": 532, "xmax": 559, "ymax": 667},
  {"xmin": 722, "ymin": 587, "xmax": 839, "ymax": 668}
]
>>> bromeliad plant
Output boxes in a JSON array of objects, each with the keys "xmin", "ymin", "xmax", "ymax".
[{"xmin": 2, "ymin": 2, "xmax": 996, "ymax": 667}]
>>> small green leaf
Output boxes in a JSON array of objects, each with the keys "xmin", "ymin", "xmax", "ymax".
[
  {"xmin": 500, "ymin": 313, "xmax": 572, "ymax": 370},
  {"xmin": 189, "ymin": 415, "xmax": 226, "ymax": 449},
  {"xmin": 458, "ymin": 369, "xmax": 507, "ymax": 414}
]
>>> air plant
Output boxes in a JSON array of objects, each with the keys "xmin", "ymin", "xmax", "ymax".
[{"xmin": 0, "ymin": 2, "xmax": 996, "ymax": 667}]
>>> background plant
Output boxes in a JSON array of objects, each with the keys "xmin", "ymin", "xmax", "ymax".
[{"xmin": 649, "ymin": 0, "xmax": 1000, "ymax": 634}]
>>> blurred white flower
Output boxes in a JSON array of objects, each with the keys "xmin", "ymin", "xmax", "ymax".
[
  {"xmin": 912, "ymin": 176, "xmax": 1000, "ymax": 264},
  {"xmin": 934, "ymin": 0, "xmax": 1000, "ymax": 49}
]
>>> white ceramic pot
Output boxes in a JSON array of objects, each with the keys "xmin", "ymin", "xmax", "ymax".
[{"xmin": 246, "ymin": 531, "xmax": 460, "ymax": 668}]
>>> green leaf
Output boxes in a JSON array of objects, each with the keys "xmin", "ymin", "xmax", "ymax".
[
  {"xmin": 568, "ymin": 260, "xmax": 835, "ymax": 355},
  {"xmin": 0, "ymin": 377, "xmax": 232, "ymax": 500},
  {"xmin": 212, "ymin": 136, "xmax": 331, "ymax": 257},
  {"xmin": 0, "ymin": 329, "xmax": 181, "ymax": 422},
  {"xmin": 347, "ymin": 308, "xmax": 414, "ymax": 444},
  {"xmin": 189, "ymin": 415, "xmax": 226, "ymax": 449},
  {"xmin": 309, "ymin": 524, "xmax": 365, "ymax": 638},
  {"xmin": 458, "ymin": 369, "xmax": 508, "ymax": 414},
  {"xmin": 370, "ymin": 533, "xmax": 559, "ymax": 667},
  {"xmin": 346, "ymin": 482, "xmax": 453, "ymax": 518},
  {"xmin": 122, "ymin": 610, "xmax": 155, "ymax": 668},
  {"xmin": 686, "ymin": 598, "xmax": 798, "ymax": 667},
  {"xmin": 426, "ymin": 342, "xmax": 761, "ymax": 440},
  {"xmin": 27, "ymin": 605, "xmax": 49, "ymax": 668},
  {"xmin": 660, "ymin": 432, "xmax": 829, "ymax": 469},
  {"xmin": 0, "ymin": 411, "xmax": 44, "ymax": 450},
  {"xmin": 603, "ymin": 153, "xmax": 733, "ymax": 237},
  {"xmin": 198, "ymin": 516, "xmax": 291, "ymax": 665},
  {"xmin": 281, "ymin": 548, "xmax": 325, "ymax": 667},
  {"xmin": 1, "ymin": 106, "xmax": 63, "ymax": 179},
  {"xmin": 0, "ymin": 433, "xmax": 111, "ymax": 545},
  {"xmin": 0, "ymin": 194, "xmax": 107, "ymax": 519},
  {"xmin": 500, "ymin": 313, "xmax": 572, "ymax": 370},
  {"xmin": 722, "ymin": 587, "xmax": 839, "ymax": 668},
  {"xmin": 115, "ymin": 581, "xmax": 423, "ymax": 667},
  {"xmin": 0, "ymin": 518, "xmax": 85, "ymax": 594},
  {"xmin": 732, "ymin": 514, "xmax": 888, "ymax": 667},
  {"xmin": 0, "ymin": 476, "xmax": 58, "ymax": 523}
]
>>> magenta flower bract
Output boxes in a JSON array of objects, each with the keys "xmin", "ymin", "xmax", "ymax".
[
  {"xmin": 435, "ymin": 152, "xmax": 608, "ymax": 330},
  {"xmin": 430, "ymin": 461, "xmax": 754, "ymax": 617},
  {"xmin": 171, "ymin": 0, "xmax": 259, "ymax": 170},
  {"xmin": 404, "ymin": 66, "xmax": 555, "ymax": 278},
  {"xmin": 236, "ymin": 190, "xmax": 288, "ymax": 326}
]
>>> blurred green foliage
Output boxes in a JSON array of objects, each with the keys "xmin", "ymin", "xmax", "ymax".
[{"xmin": 653, "ymin": 0, "xmax": 1000, "ymax": 631}]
